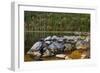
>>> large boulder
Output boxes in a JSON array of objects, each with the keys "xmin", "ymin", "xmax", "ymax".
[{"xmin": 27, "ymin": 41, "xmax": 43, "ymax": 55}]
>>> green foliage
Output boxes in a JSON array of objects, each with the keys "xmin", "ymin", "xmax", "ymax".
[{"xmin": 24, "ymin": 11, "xmax": 90, "ymax": 32}]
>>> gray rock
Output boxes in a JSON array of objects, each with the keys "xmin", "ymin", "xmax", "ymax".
[
  {"xmin": 44, "ymin": 36, "xmax": 52, "ymax": 41},
  {"xmin": 52, "ymin": 35, "xmax": 59, "ymax": 40},
  {"xmin": 27, "ymin": 35, "xmax": 90, "ymax": 57},
  {"xmin": 76, "ymin": 38, "xmax": 90, "ymax": 50},
  {"xmin": 27, "ymin": 41, "xmax": 43, "ymax": 55},
  {"xmin": 64, "ymin": 43, "xmax": 72, "ymax": 51}
]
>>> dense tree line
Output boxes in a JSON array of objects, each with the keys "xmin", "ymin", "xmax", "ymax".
[{"xmin": 24, "ymin": 11, "xmax": 90, "ymax": 32}]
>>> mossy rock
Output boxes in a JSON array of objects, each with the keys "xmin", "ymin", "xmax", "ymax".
[{"xmin": 69, "ymin": 50, "xmax": 82, "ymax": 59}]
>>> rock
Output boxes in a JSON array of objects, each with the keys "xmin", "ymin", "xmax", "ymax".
[
  {"xmin": 57, "ymin": 37, "xmax": 64, "ymax": 42},
  {"xmin": 42, "ymin": 49, "xmax": 51, "ymax": 57},
  {"xmin": 48, "ymin": 42, "xmax": 57, "ymax": 52},
  {"xmin": 27, "ymin": 41, "xmax": 43, "ymax": 54},
  {"xmin": 56, "ymin": 54, "xmax": 66, "ymax": 58},
  {"xmin": 54, "ymin": 42, "xmax": 65, "ymax": 51},
  {"xmin": 76, "ymin": 39, "xmax": 89, "ymax": 50},
  {"xmin": 33, "ymin": 51, "xmax": 41, "ymax": 57},
  {"xmin": 81, "ymin": 54, "xmax": 86, "ymax": 59},
  {"xmin": 27, "ymin": 35, "xmax": 90, "ymax": 59},
  {"xmin": 45, "ymin": 41, "xmax": 51, "ymax": 45},
  {"xmin": 85, "ymin": 36, "xmax": 90, "ymax": 42},
  {"xmin": 69, "ymin": 50, "xmax": 82, "ymax": 59},
  {"xmin": 65, "ymin": 56, "xmax": 72, "ymax": 60},
  {"xmin": 44, "ymin": 36, "xmax": 52, "ymax": 41},
  {"xmin": 64, "ymin": 43, "xmax": 72, "ymax": 51},
  {"xmin": 52, "ymin": 35, "xmax": 59, "ymax": 40}
]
